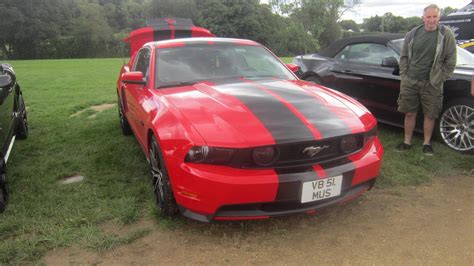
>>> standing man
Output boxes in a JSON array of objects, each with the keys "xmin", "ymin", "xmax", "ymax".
[{"xmin": 396, "ymin": 4, "xmax": 457, "ymax": 155}]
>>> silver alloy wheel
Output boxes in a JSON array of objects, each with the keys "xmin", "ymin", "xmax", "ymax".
[
  {"xmin": 439, "ymin": 104, "xmax": 474, "ymax": 152},
  {"xmin": 150, "ymin": 140, "xmax": 164, "ymax": 205}
]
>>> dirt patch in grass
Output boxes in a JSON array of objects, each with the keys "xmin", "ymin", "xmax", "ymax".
[
  {"xmin": 99, "ymin": 219, "xmax": 155, "ymax": 237},
  {"xmin": 70, "ymin": 103, "xmax": 115, "ymax": 118},
  {"xmin": 42, "ymin": 174, "xmax": 474, "ymax": 264}
]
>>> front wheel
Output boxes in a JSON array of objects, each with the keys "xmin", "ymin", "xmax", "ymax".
[
  {"xmin": 437, "ymin": 98, "xmax": 473, "ymax": 154},
  {"xmin": 149, "ymin": 136, "xmax": 179, "ymax": 216},
  {"xmin": 16, "ymin": 94, "xmax": 28, "ymax": 139},
  {"xmin": 118, "ymin": 97, "xmax": 132, "ymax": 136},
  {"xmin": 0, "ymin": 174, "xmax": 8, "ymax": 213}
]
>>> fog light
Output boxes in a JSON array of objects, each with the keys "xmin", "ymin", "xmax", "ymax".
[
  {"xmin": 340, "ymin": 135, "xmax": 358, "ymax": 153},
  {"xmin": 252, "ymin": 146, "xmax": 278, "ymax": 166}
]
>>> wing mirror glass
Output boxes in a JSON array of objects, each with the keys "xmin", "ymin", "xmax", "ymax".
[
  {"xmin": 382, "ymin": 56, "xmax": 399, "ymax": 68},
  {"xmin": 286, "ymin": 63, "xmax": 300, "ymax": 73},
  {"xmin": 122, "ymin": 71, "xmax": 146, "ymax": 85}
]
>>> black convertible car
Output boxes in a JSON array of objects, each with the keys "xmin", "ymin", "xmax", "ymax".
[
  {"xmin": 0, "ymin": 64, "xmax": 28, "ymax": 213},
  {"xmin": 293, "ymin": 34, "xmax": 474, "ymax": 154}
]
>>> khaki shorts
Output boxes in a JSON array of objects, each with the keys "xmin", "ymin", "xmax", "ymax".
[{"xmin": 397, "ymin": 76, "xmax": 443, "ymax": 119}]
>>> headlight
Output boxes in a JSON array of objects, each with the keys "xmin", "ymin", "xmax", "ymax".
[
  {"xmin": 252, "ymin": 146, "xmax": 278, "ymax": 167},
  {"xmin": 185, "ymin": 146, "xmax": 235, "ymax": 165},
  {"xmin": 340, "ymin": 135, "xmax": 358, "ymax": 154}
]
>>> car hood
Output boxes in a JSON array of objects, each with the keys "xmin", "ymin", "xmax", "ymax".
[{"xmin": 160, "ymin": 79, "xmax": 371, "ymax": 147}]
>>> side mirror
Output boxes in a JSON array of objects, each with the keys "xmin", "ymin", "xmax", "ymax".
[
  {"xmin": 286, "ymin": 63, "xmax": 300, "ymax": 73},
  {"xmin": 122, "ymin": 71, "xmax": 146, "ymax": 85},
  {"xmin": 0, "ymin": 75, "xmax": 12, "ymax": 87},
  {"xmin": 382, "ymin": 56, "xmax": 399, "ymax": 68}
]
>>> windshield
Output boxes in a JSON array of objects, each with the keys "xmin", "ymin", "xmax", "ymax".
[
  {"xmin": 389, "ymin": 38, "xmax": 474, "ymax": 66},
  {"xmin": 155, "ymin": 43, "xmax": 295, "ymax": 88}
]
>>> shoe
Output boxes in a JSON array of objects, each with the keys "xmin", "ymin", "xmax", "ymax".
[
  {"xmin": 395, "ymin": 142, "xmax": 412, "ymax": 152},
  {"xmin": 423, "ymin": 144, "xmax": 434, "ymax": 156}
]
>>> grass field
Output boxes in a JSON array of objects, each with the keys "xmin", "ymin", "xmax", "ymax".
[{"xmin": 0, "ymin": 58, "xmax": 472, "ymax": 263}]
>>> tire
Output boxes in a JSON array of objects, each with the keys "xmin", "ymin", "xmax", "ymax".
[
  {"xmin": 149, "ymin": 136, "xmax": 179, "ymax": 216},
  {"xmin": 0, "ymin": 173, "xmax": 8, "ymax": 213},
  {"xmin": 305, "ymin": 76, "xmax": 322, "ymax": 85},
  {"xmin": 16, "ymin": 94, "xmax": 28, "ymax": 139},
  {"xmin": 118, "ymin": 97, "xmax": 132, "ymax": 136},
  {"xmin": 437, "ymin": 98, "xmax": 473, "ymax": 154}
]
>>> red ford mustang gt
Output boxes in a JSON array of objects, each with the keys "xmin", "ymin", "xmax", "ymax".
[{"xmin": 117, "ymin": 21, "xmax": 383, "ymax": 222}]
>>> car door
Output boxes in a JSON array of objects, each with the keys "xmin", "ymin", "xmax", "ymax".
[
  {"xmin": 123, "ymin": 48, "xmax": 151, "ymax": 146},
  {"xmin": 330, "ymin": 42, "xmax": 403, "ymax": 123},
  {"xmin": 0, "ymin": 77, "xmax": 15, "ymax": 155}
]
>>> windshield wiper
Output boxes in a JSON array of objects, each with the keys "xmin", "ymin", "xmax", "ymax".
[{"xmin": 157, "ymin": 81, "xmax": 198, "ymax": 89}]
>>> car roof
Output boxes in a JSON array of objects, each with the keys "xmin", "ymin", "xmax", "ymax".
[
  {"xmin": 146, "ymin": 37, "xmax": 260, "ymax": 48},
  {"xmin": 319, "ymin": 33, "xmax": 404, "ymax": 57}
]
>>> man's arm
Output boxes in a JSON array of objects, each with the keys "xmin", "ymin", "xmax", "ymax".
[
  {"xmin": 442, "ymin": 28, "xmax": 457, "ymax": 81},
  {"xmin": 399, "ymin": 36, "xmax": 409, "ymax": 77}
]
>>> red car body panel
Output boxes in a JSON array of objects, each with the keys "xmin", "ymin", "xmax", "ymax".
[
  {"xmin": 124, "ymin": 18, "xmax": 215, "ymax": 65},
  {"xmin": 117, "ymin": 36, "xmax": 384, "ymax": 222}
]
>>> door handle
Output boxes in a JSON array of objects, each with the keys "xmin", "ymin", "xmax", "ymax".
[{"xmin": 341, "ymin": 69, "xmax": 352, "ymax": 73}]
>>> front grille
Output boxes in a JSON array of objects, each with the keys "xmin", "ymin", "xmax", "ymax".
[
  {"xmin": 229, "ymin": 134, "xmax": 364, "ymax": 169},
  {"xmin": 275, "ymin": 138, "xmax": 341, "ymax": 167}
]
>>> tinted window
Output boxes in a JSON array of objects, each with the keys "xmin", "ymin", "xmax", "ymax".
[
  {"xmin": 335, "ymin": 43, "xmax": 398, "ymax": 65},
  {"xmin": 133, "ymin": 48, "xmax": 151, "ymax": 79},
  {"xmin": 155, "ymin": 43, "xmax": 295, "ymax": 88}
]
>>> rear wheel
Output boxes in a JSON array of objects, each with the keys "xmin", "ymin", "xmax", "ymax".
[
  {"xmin": 118, "ymin": 97, "xmax": 132, "ymax": 136},
  {"xmin": 437, "ymin": 98, "xmax": 473, "ymax": 154},
  {"xmin": 149, "ymin": 136, "xmax": 179, "ymax": 216},
  {"xmin": 16, "ymin": 94, "xmax": 28, "ymax": 139},
  {"xmin": 0, "ymin": 173, "xmax": 8, "ymax": 213}
]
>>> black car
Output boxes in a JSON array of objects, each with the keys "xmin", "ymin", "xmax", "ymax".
[
  {"xmin": 293, "ymin": 34, "xmax": 474, "ymax": 154},
  {"xmin": 0, "ymin": 63, "xmax": 28, "ymax": 213}
]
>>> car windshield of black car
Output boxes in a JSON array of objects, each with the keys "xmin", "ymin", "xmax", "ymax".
[{"xmin": 154, "ymin": 43, "xmax": 296, "ymax": 88}]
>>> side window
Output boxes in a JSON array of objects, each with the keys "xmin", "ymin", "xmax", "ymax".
[
  {"xmin": 133, "ymin": 48, "xmax": 151, "ymax": 80},
  {"xmin": 335, "ymin": 43, "xmax": 398, "ymax": 65}
]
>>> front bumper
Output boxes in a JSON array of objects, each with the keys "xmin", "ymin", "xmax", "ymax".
[{"xmin": 167, "ymin": 137, "xmax": 383, "ymax": 222}]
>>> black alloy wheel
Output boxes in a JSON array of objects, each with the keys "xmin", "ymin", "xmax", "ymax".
[
  {"xmin": 438, "ymin": 98, "xmax": 474, "ymax": 154},
  {"xmin": 0, "ymin": 174, "xmax": 8, "ymax": 213},
  {"xmin": 16, "ymin": 94, "xmax": 28, "ymax": 139},
  {"xmin": 118, "ymin": 97, "xmax": 132, "ymax": 136},
  {"xmin": 149, "ymin": 136, "xmax": 179, "ymax": 216}
]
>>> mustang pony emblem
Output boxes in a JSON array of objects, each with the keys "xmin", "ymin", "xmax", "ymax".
[{"xmin": 302, "ymin": 145, "xmax": 330, "ymax": 157}]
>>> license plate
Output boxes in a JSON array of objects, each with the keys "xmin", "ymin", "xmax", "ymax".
[{"xmin": 301, "ymin": 175, "xmax": 343, "ymax": 203}]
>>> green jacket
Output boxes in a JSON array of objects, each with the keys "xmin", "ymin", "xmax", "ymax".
[{"xmin": 399, "ymin": 24, "xmax": 457, "ymax": 90}]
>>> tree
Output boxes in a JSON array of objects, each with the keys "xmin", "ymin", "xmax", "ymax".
[
  {"xmin": 441, "ymin": 7, "xmax": 458, "ymax": 17},
  {"xmin": 0, "ymin": 0, "xmax": 69, "ymax": 59},
  {"xmin": 339, "ymin": 20, "xmax": 360, "ymax": 32},
  {"xmin": 148, "ymin": 0, "xmax": 200, "ymax": 22}
]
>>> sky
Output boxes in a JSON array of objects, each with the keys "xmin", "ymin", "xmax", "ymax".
[{"xmin": 341, "ymin": 0, "xmax": 471, "ymax": 23}]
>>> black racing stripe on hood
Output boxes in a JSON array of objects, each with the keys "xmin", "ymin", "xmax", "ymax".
[
  {"xmin": 213, "ymin": 81, "xmax": 315, "ymax": 144},
  {"xmin": 262, "ymin": 83, "xmax": 352, "ymax": 138}
]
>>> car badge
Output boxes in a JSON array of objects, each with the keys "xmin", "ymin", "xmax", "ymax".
[{"xmin": 303, "ymin": 145, "xmax": 330, "ymax": 157}]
